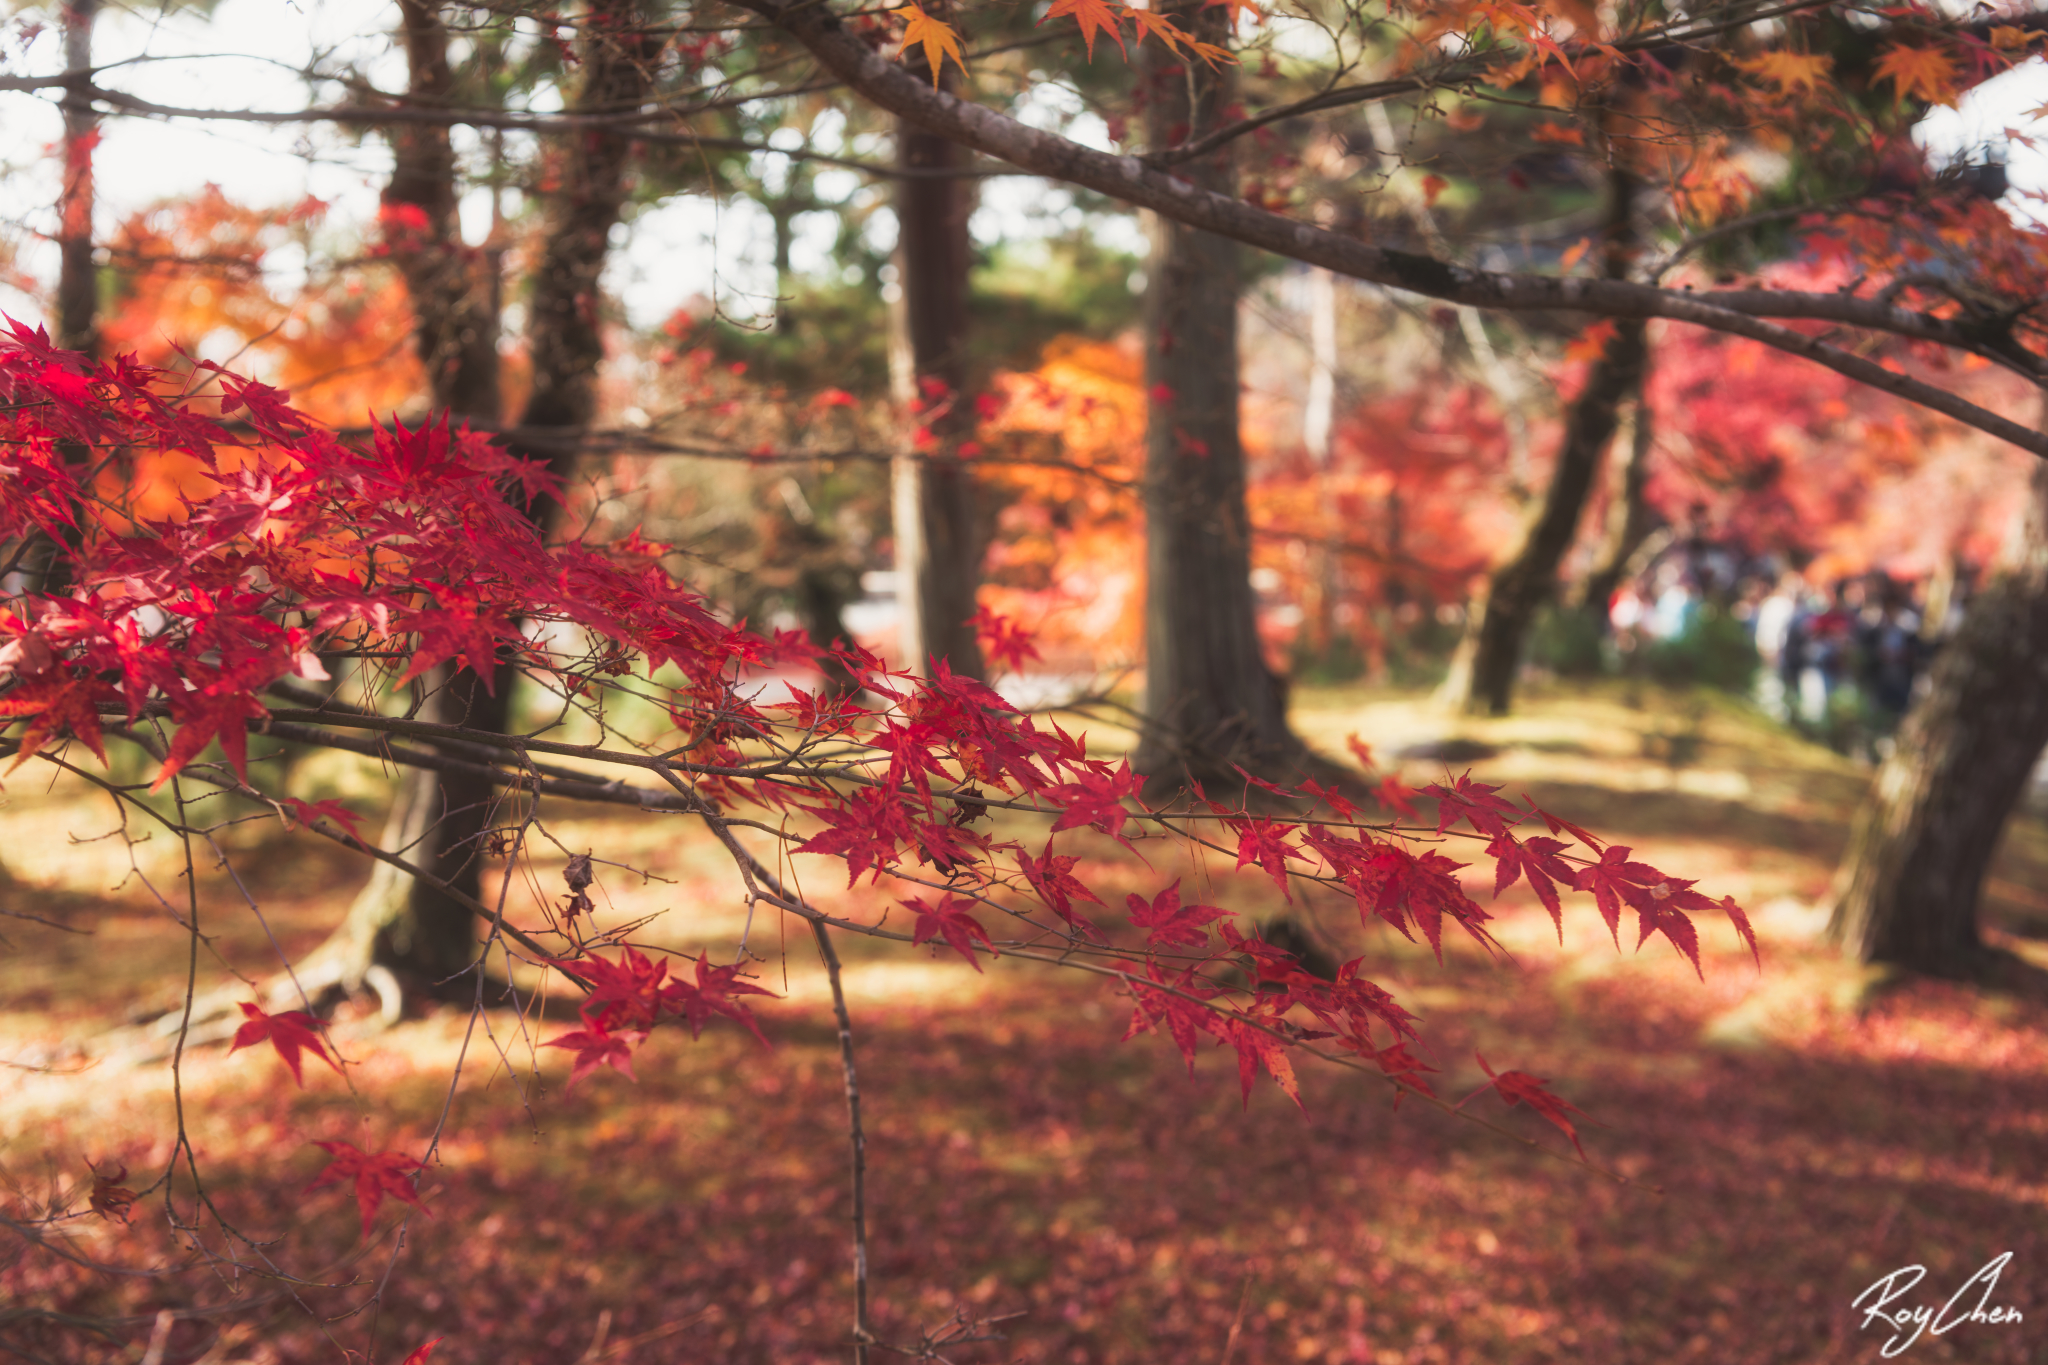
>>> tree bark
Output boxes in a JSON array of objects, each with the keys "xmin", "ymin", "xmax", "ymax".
[
  {"xmin": 56, "ymin": 0, "xmax": 98, "ymax": 357},
  {"xmin": 1442, "ymin": 170, "xmax": 1644, "ymax": 716},
  {"xmin": 1826, "ymin": 453, "xmax": 2048, "ymax": 978},
  {"xmin": 1576, "ymin": 387, "xmax": 1659, "ymax": 618},
  {"xmin": 382, "ymin": 0, "xmax": 501, "ymax": 422},
  {"xmin": 521, "ymin": 0, "xmax": 659, "ymax": 452},
  {"xmin": 1130, "ymin": 8, "xmax": 1305, "ymax": 788},
  {"xmin": 889, "ymin": 49, "xmax": 984, "ymax": 679}
]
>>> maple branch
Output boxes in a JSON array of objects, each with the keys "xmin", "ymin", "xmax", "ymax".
[
  {"xmin": 82, "ymin": 738, "xmax": 589, "ymax": 989},
  {"xmin": 1154, "ymin": 0, "xmax": 1847, "ymax": 165},
  {"xmin": 731, "ymin": 0, "xmax": 2048, "ymax": 456},
  {"xmin": 809, "ymin": 919, "xmax": 875, "ymax": 1365}
]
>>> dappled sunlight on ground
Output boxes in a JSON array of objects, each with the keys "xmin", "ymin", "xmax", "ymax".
[{"xmin": 4, "ymin": 683, "xmax": 2047, "ymax": 1363}]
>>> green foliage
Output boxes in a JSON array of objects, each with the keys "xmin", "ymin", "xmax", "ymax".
[
  {"xmin": 1529, "ymin": 604, "xmax": 1608, "ymax": 678},
  {"xmin": 971, "ymin": 231, "xmax": 1142, "ymax": 373},
  {"xmin": 1642, "ymin": 606, "xmax": 1759, "ymax": 695}
]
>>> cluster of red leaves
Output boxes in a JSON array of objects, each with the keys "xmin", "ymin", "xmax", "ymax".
[
  {"xmin": 543, "ymin": 947, "xmax": 777, "ymax": 1086},
  {"xmin": 0, "ymin": 325, "xmax": 1756, "ymax": 1137},
  {"xmin": 0, "ymin": 331, "xmax": 1767, "ymax": 1361}
]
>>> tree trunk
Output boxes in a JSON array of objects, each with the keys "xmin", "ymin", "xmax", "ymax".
[
  {"xmin": 1826, "ymin": 454, "xmax": 2048, "ymax": 978},
  {"xmin": 357, "ymin": 0, "xmax": 654, "ymax": 990},
  {"xmin": 56, "ymin": 0, "xmax": 98, "ymax": 357},
  {"xmin": 1442, "ymin": 169, "xmax": 1644, "ymax": 716},
  {"xmin": 383, "ymin": 0, "xmax": 501, "ymax": 421},
  {"xmin": 522, "ymin": 0, "xmax": 658, "ymax": 457},
  {"xmin": 1576, "ymin": 387, "xmax": 1659, "ymax": 617},
  {"xmin": 1130, "ymin": 7, "xmax": 1304, "ymax": 788},
  {"xmin": 326, "ymin": 0, "xmax": 519, "ymax": 992},
  {"xmin": 889, "ymin": 47, "xmax": 984, "ymax": 679},
  {"xmin": 1303, "ymin": 266, "xmax": 1340, "ymax": 665}
]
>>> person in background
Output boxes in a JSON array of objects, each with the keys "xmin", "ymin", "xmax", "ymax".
[
  {"xmin": 1752, "ymin": 570, "xmax": 1801, "ymax": 722},
  {"xmin": 1795, "ymin": 583, "xmax": 1849, "ymax": 727},
  {"xmin": 1859, "ymin": 575, "xmax": 1922, "ymax": 735},
  {"xmin": 1646, "ymin": 561, "xmax": 1697, "ymax": 642}
]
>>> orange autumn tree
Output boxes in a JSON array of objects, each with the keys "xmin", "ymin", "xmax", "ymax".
[{"xmin": 101, "ymin": 189, "xmax": 425, "ymax": 426}]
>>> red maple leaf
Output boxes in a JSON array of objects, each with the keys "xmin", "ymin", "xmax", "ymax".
[
  {"xmin": 228, "ymin": 1002, "xmax": 340, "ymax": 1087},
  {"xmin": 0, "ymin": 672, "xmax": 112, "ymax": 770},
  {"xmin": 902, "ymin": 894, "xmax": 996, "ymax": 970},
  {"xmin": 1123, "ymin": 962, "xmax": 1226, "ymax": 1073},
  {"xmin": 1718, "ymin": 894, "xmax": 1761, "ymax": 967},
  {"xmin": 542, "ymin": 1013, "xmax": 646, "ymax": 1088},
  {"xmin": 1422, "ymin": 771, "xmax": 1524, "ymax": 839},
  {"xmin": 1571, "ymin": 844, "xmax": 1668, "ymax": 948},
  {"xmin": 1049, "ymin": 760, "xmax": 1142, "ymax": 848},
  {"xmin": 280, "ymin": 796, "xmax": 369, "ymax": 849},
  {"xmin": 397, "ymin": 1340, "xmax": 444, "ymax": 1365},
  {"xmin": 1375, "ymin": 774, "xmax": 1419, "ymax": 820},
  {"xmin": 307, "ymin": 1141, "xmax": 429, "ymax": 1236},
  {"xmin": 661, "ymin": 954, "xmax": 776, "ymax": 1045},
  {"xmin": 1523, "ymin": 795, "xmax": 1605, "ymax": 851},
  {"xmin": 1228, "ymin": 762, "xmax": 1293, "ymax": 801},
  {"xmin": 556, "ymin": 946, "xmax": 671, "ymax": 1029},
  {"xmin": 796, "ymin": 787, "xmax": 915, "ymax": 885},
  {"xmin": 1125, "ymin": 880, "xmax": 1228, "ymax": 949},
  {"xmin": 1231, "ymin": 818, "xmax": 1304, "ymax": 901},
  {"xmin": 1295, "ymin": 776, "xmax": 1358, "ymax": 821},
  {"xmin": 965, "ymin": 605, "xmax": 1042, "ymax": 673},
  {"xmin": 1485, "ymin": 832, "xmax": 1576, "ymax": 937},
  {"xmin": 153, "ymin": 683, "xmax": 270, "ymax": 791},
  {"xmin": 1346, "ymin": 844, "xmax": 1491, "ymax": 959},
  {"xmin": 1016, "ymin": 838, "xmax": 1104, "ymax": 933},
  {"xmin": 1223, "ymin": 1019, "xmax": 1302, "ymax": 1110},
  {"xmin": 1462, "ymin": 1053, "xmax": 1592, "ymax": 1158}
]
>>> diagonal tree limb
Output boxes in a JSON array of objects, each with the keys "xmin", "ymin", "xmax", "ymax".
[{"xmin": 729, "ymin": 0, "xmax": 2048, "ymax": 457}]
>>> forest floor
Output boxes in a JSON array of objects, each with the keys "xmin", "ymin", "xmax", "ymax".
[{"xmin": 4, "ymin": 678, "xmax": 2047, "ymax": 1365}]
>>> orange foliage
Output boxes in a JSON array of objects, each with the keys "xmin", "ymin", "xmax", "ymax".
[
  {"xmin": 978, "ymin": 336, "xmax": 1148, "ymax": 669},
  {"xmin": 979, "ymin": 335, "xmax": 1524, "ymax": 673},
  {"xmin": 1247, "ymin": 387, "xmax": 1521, "ymax": 666},
  {"xmin": 100, "ymin": 188, "xmax": 425, "ymax": 428}
]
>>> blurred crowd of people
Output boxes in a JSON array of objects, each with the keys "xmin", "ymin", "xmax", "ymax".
[{"xmin": 1605, "ymin": 549, "xmax": 1965, "ymax": 747}]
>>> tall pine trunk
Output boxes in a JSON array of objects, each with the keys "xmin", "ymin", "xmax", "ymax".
[
  {"xmin": 522, "ymin": 0, "xmax": 658, "ymax": 450},
  {"xmin": 1441, "ymin": 169, "xmax": 1643, "ymax": 716},
  {"xmin": 56, "ymin": 0, "xmax": 98, "ymax": 357},
  {"xmin": 383, "ymin": 0, "xmax": 501, "ymax": 422},
  {"xmin": 1826, "ymin": 453, "xmax": 2048, "ymax": 978},
  {"xmin": 889, "ymin": 48, "xmax": 983, "ymax": 678},
  {"xmin": 330, "ymin": 0, "xmax": 654, "ymax": 994},
  {"xmin": 327, "ymin": 0, "xmax": 512, "ymax": 990},
  {"xmin": 1130, "ymin": 7, "xmax": 1302, "ymax": 788}
]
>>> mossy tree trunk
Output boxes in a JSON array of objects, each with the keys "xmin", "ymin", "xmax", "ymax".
[
  {"xmin": 337, "ymin": 0, "xmax": 657, "ymax": 991},
  {"xmin": 324, "ymin": 0, "xmax": 516, "ymax": 992},
  {"xmin": 1826, "ymin": 455, "xmax": 2048, "ymax": 977}
]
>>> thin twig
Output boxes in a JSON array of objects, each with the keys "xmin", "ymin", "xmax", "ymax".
[{"xmin": 809, "ymin": 919, "xmax": 874, "ymax": 1365}]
